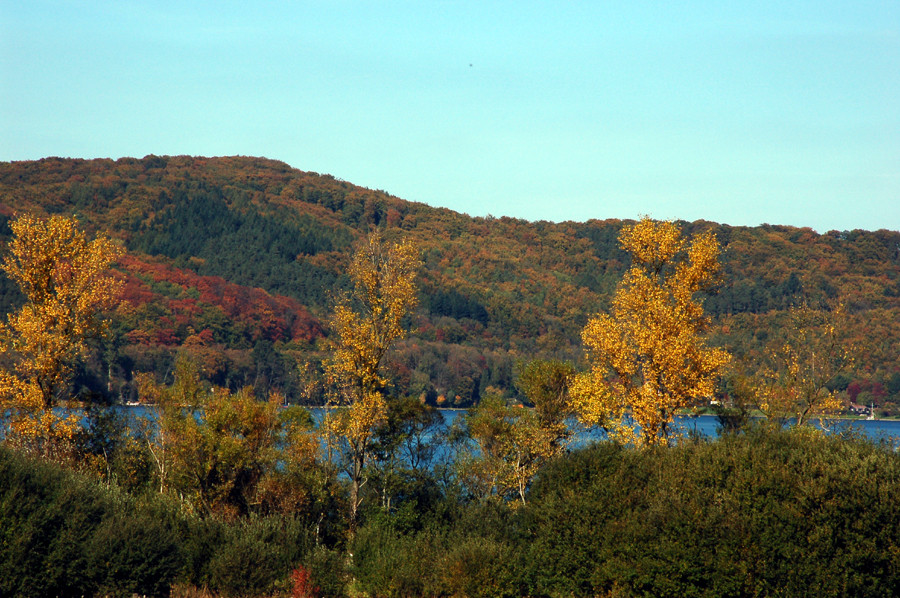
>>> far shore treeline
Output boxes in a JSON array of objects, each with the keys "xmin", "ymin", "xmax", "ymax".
[{"xmin": 1, "ymin": 156, "xmax": 900, "ymax": 597}]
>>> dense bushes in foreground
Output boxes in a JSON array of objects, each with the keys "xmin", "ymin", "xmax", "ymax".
[
  {"xmin": 517, "ymin": 428, "xmax": 900, "ymax": 597},
  {"xmin": 348, "ymin": 427, "xmax": 900, "ymax": 597},
  {"xmin": 0, "ymin": 447, "xmax": 335, "ymax": 597},
  {"xmin": 0, "ymin": 447, "xmax": 180, "ymax": 597},
  {"xmin": 3, "ymin": 427, "xmax": 900, "ymax": 597}
]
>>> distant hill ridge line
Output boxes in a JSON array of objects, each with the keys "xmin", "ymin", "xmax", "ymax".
[
  {"xmin": 2, "ymin": 154, "xmax": 899, "ymax": 322},
  {"xmin": 3, "ymin": 154, "xmax": 896, "ymax": 233}
]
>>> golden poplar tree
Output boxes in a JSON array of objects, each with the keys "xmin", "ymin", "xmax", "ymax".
[
  {"xmin": 0, "ymin": 214, "xmax": 122, "ymax": 453},
  {"xmin": 570, "ymin": 217, "xmax": 730, "ymax": 446},
  {"xmin": 323, "ymin": 232, "xmax": 421, "ymax": 525}
]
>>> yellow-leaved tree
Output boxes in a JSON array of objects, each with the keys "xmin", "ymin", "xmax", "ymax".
[
  {"xmin": 323, "ymin": 232, "xmax": 421, "ymax": 526},
  {"xmin": 0, "ymin": 214, "xmax": 122, "ymax": 456},
  {"xmin": 756, "ymin": 303, "xmax": 855, "ymax": 426},
  {"xmin": 138, "ymin": 355, "xmax": 323, "ymax": 519},
  {"xmin": 459, "ymin": 394, "xmax": 558, "ymax": 506},
  {"xmin": 570, "ymin": 217, "xmax": 731, "ymax": 446}
]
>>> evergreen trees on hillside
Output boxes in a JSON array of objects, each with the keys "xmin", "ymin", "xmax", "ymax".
[{"xmin": 1, "ymin": 156, "xmax": 899, "ymax": 410}]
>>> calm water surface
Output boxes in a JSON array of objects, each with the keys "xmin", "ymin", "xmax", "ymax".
[{"xmin": 117, "ymin": 405, "xmax": 900, "ymax": 446}]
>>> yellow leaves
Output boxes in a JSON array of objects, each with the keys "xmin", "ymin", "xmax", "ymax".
[
  {"xmin": 325, "ymin": 233, "xmax": 421, "ymax": 407},
  {"xmin": 321, "ymin": 391, "xmax": 388, "ymax": 450},
  {"xmin": 619, "ymin": 218, "xmax": 684, "ymax": 272},
  {"xmin": 1, "ymin": 214, "xmax": 122, "ymax": 455},
  {"xmin": 4, "ymin": 214, "xmax": 122, "ymax": 314},
  {"xmin": 755, "ymin": 303, "xmax": 855, "ymax": 426},
  {"xmin": 328, "ymin": 304, "xmax": 390, "ymax": 398},
  {"xmin": 676, "ymin": 230, "xmax": 722, "ymax": 294},
  {"xmin": 569, "ymin": 370, "xmax": 621, "ymax": 429},
  {"xmin": 0, "ymin": 367, "xmax": 80, "ymax": 456},
  {"xmin": 8, "ymin": 408, "xmax": 80, "ymax": 444},
  {"xmin": 321, "ymin": 232, "xmax": 421, "ymax": 523},
  {"xmin": 346, "ymin": 233, "xmax": 419, "ymax": 328},
  {"xmin": 571, "ymin": 217, "xmax": 730, "ymax": 446}
]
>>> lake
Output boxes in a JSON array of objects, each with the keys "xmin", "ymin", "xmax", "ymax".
[{"xmin": 116, "ymin": 405, "xmax": 900, "ymax": 447}]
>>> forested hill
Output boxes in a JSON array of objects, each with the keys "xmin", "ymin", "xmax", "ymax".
[{"xmin": 1, "ymin": 155, "xmax": 899, "ymax": 411}]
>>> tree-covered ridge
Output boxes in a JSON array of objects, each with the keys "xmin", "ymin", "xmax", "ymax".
[{"xmin": 1, "ymin": 156, "xmax": 899, "ymax": 411}]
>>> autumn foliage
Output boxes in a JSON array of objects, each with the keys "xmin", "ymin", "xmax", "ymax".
[
  {"xmin": 2, "ymin": 156, "xmax": 900, "ymax": 411},
  {"xmin": 571, "ymin": 218, "xmax": 731, "ymax": 445},
  {"xmin": 0, "ymin": 214, "xmax": 121, "ymax": 454},
  {"xmin": 323, "ymin": 232, "xmax": 421, "ymax": 525},
  {"xmin": 0, "ymin": 154, "xmax": 899, "ymax": 595}
]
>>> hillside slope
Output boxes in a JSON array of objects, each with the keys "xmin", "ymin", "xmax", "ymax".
[{"xmin": 1, "ymin": 156, "xmax": 899, "ymax": 411}]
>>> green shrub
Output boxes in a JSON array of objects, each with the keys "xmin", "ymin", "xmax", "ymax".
[
  {"xmin": 521, "ymin": 428, "xmax": 900, "ymax": 597},
  {"xmin": 206, "ymin": 534, "xmax": 285, "ymax": 596},
  {"xmin": 181, "ymin": 514, "xmax": 320, "ymax": 596},
  {"xmin": 1, "ymin": 445, "xmax": 335, "ymax": 597},
  {"xmin": 5, "ymin": 426, "xmax": 899, "ymax": 597},
  {"xmin": 0, "ymin": 447, "xmax": 182, "ymax": 597},
  {"xmin": 350, "ymin": 520, "xmax": 443, "ymax": 597},
  {"xmin": 85, "ymin": 509, "xmax": 183, "ymax": 597},
  {"xmin": 436, "ymin": 534, "xmax": 521, "ymax": 598},
  {"xmin": 304, "ymin": 546, "xmax": 348, "ymax": 598},
  {"xmin": 351, "ymin": 498, "xmax": 525, "ymax": 597}
]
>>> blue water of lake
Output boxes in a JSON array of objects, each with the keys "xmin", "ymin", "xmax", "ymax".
[{"xmin": 115, "ymin": 405, "xmax": 900, "ymax": 448}]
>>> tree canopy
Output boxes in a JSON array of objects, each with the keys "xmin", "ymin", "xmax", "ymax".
[
  {"xmin": 571, "ymin": 218, "xmax": 731, "ymax": 445},
  {"xmin": 0, "ymin": 214, "xmax": 121, "ymax": 455}
]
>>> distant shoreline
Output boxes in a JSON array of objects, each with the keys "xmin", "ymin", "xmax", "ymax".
[{"xmin": 117, "ymin": 403, "xmax": 900, "ymax": 420}]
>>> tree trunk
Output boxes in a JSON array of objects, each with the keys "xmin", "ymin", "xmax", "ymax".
[{"xmin": 349, "ymin": 449, "xmax": 365, "ymax": 531}]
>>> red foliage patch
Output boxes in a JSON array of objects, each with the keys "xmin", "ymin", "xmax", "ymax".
[{"xmin": 118, "ymin": 255, "xmax": 324, "ymax": 343}]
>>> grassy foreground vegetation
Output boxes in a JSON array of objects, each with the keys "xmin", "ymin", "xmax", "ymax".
[{"xmin": 2, "ymin": 426, "xmax": 899, "ymax": 597}]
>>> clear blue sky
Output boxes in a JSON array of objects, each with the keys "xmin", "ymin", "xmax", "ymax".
[{"xmin": 2, "ymin": 1, "xmax": 898, "ymax": 232}]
